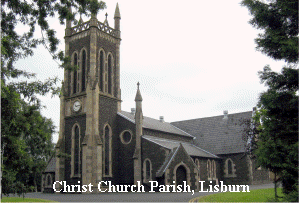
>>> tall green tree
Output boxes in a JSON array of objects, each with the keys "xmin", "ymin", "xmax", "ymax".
[
  {"xmin": 1, "ymin": 83, "xmax": 32, "ymax": 195},
  {"xmin": 255, "ymin": 66, "xmax": 298, "ymax": 200},
  {"xmin": 241, "ymin": 0, "xmax": 298, "ymax": 201},
  {"xmin": 1, "ymin": 0, "xmax": 106, "ymax": 195},
  {"xmin": 1, "ymin": 74, "xmax": 56, "ymax": 195},
  {"xmin": 241, "ymin": 0, "xmax": 298, "ymax": 63},
  {"xmin": 22, "ymin": 104, "xmax": 55, "ymax": 192}
]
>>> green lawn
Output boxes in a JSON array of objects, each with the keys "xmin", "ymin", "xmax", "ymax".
[
  {"xmin": 193, "ymin": 188, "xmax": 284, "ymax": 202},
  {"xmin": 1, "ymin": 197, "xmax": 58, "ymax": 202}
]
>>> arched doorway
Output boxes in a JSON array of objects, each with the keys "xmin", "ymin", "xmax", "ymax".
[{"xmin": 176, "ymin": 165, "xmax": 187, "ymax": 186}]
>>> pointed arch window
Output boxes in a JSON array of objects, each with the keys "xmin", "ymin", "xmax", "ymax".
[
  {"xmin": 47, "ymin": 175, "xmax": 51, "ymax": 186},
  {"xmin": 207, "ymin": 159, "xmax": 211, "ymax": 180},
  {"xmin": 108, "ymin": 54, "xmax": 112, "ymax": 94},
  {"xmin": 73, "ymin": 53, "xmax": 78, "ymax": 94},
  {"xmin": 207, "ymin": 159, "xmax": 217, "ymax": 180},
  {"xmin": 143, "ymin": 158, "xmax": 152, "ymax": 183},
  {"xmin": 224, "ymin": 158, "xmax": 236, "ymax": 177},
  {"xmin": 104, "ymin": 125, "xmax": 112, "ymax": 176},
  {"xmin": 195, "ymin": 158, "xmax": 200, "ymax": 181},
  {"xmin": 146, "ymin": 160, "xmax": 150, "ymax": 179},
  {"xmin": 212, "ymin": 160, "xmax": 216, "ymax": 179},
  {"xmin": 45, "ymin": 174, "xmax": 52, "ymax": 187},
  {"xmin": 81, "ymin": 50, "xmax": 86, "ymax": 91},
  {"xmin": 99, "ymin": 50, "xmax": 104, "ymax": 91},
  {"xmin": 74, "ymin": 125, "xmax": 79, "ymax": 175},
  {"xmin": 71, "ymin": 124, "xmax": 80, "ymax": 177},
  {"xmin": 195, "ymin": 159, "xmax": 200, "ymax": 172}
]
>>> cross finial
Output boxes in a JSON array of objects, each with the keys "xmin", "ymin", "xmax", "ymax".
[{"xmin": 135, "ymin": 82, "xmax": 142, "ymax": 101}]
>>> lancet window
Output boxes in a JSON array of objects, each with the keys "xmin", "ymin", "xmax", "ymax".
[
  {"xmin": 207, "ymin": 159, "xmax": 211, "ymax": 179},
  {"xmin": 104, "ymin": 125, "xmax": 112, "ymax": 176},
  {"xmin": 195, "ymin": 159, "xmax": 200, "ymax": 171},
  {"xmin": 73, "ymin": 53, "xmax": 78, "ymax": 94},
  {"xmin": 99, "ymin": 50, "xmax": 104, "ymax": 91},
  {"xmin": 212, "ymin": 160, "xmax": 216, "ymax": 179},
  {"xmin": 224, "ymin": 158, "xmax": 236, "ymax": 177},
  {"xmin": 108, "ymin": 54, "xmax": 112, "ymax": 94},
  {"xmin": 81, "ymin": 50, "xmax": 86, "ymax": 91},
  {"xmin": 71, "ymin": 124, "xmax": 80, "ymax": 177},
  {"xmin": 143, "ymin": 158, "xmax": 152, "ymax": 182}
]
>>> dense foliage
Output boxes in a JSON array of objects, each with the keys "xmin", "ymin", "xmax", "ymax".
[
  {"xmin": 241, "ymin": 0, "xmax": 298, "ymax": 201},
  {"xmin": 1, "ymin": 0, "xmax": 106, "ymax": 196},
  {"xmin": 1, "ymin": 82, "xmax": 55, "ymax": 194},
  {"xmin": 254, "ymin": 66, "xmax": 298, "ymax": 200},
  {"xmin": 241, "ymin": 0, "xmax": 298, "ymax": 63}
]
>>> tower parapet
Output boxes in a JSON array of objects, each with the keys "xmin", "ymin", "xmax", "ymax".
[{"xmin": 69, "ymin": 15, "xmax": 120, "ymax": 38}]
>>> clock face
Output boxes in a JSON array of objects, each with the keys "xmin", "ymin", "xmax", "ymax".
[{"xmin": 73, "ymin": 101, "xmax": 81, "ymax": 112}]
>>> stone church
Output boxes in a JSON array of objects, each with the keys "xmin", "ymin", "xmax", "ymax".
[{"xmin": 41, "ymin": 4, "xmax": 270, "ymax": 193}]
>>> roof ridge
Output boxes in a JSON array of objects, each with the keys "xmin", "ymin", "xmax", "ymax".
[
  {"xmin": 121, "ymin": 110, "xmax": 160, "ymax": 122},
  {"xmin": 171, "ymin": 110, "xmax": 253, "ymax": 123},
  {"xmin": 143, "ymin": 135, "xmax": 190, "ymax": 145},
  {"xmin": 142, "ymin": 136, "xmax": 172, "ymax": 149},
  {"xmin": 119, "ymin": 111, "xmax": 193, "ymax": 138},
  {"xmin": 117, "ymin": 112, "xmax": 135, "ymax": 124}
]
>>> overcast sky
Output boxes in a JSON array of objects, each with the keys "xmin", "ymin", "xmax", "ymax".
[{"xmin": 15, "ymin": 0, "xmax": 287, "ymax": 144}]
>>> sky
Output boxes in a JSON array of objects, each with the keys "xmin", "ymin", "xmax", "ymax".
[{"xmin": 15, "ymin": 0, "xmax": 287, "ymax": 144}]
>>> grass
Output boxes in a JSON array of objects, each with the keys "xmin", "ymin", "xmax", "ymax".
[
  {"xmin": 193, "ymin": 188, "xmax": 284, "ymax": 202},
  {"xmin": 1, "ymin": 197, "xmax": 58, "ymax": 202}
]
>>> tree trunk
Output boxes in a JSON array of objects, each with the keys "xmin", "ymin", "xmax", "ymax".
[
  {"xmin": 34, "ymin": 172, "xmax": 37, "ymax": 192},
  {"xmin": 274, "ymin": 172, "xmax": 277, "ymax": 200}
]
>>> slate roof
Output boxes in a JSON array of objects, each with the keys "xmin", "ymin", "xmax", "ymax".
[
  {"xmin": 44, "ymin": 156, "xmax": 56, "ymax": 173},
  {"xmin": 118, "ymin": 111, "xmax": 194, "ymax": 138},
  {"xmin": 156, "ymin": 146, "xmax": 180, "ymax": 177},
  {"xmin": 143, "ymin": 135, "xmax": 218, "ymax": 158},
  {"xmin": 171, "ymin": 111, "xmax": 252, "ymax": 155}
]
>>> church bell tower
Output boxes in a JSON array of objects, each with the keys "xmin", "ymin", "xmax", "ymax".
[{"xmin": 55, "ymin": 3, "xmax": 121, "ymax": 193}]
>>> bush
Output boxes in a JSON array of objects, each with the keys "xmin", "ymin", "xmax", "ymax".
[
  {"xmin": 15, "ymin": 182, "xmax": 25, "ymax": 197},
  {"xmin": 283, "ymin": 190, "xmax": 299, "ymax": 202}
]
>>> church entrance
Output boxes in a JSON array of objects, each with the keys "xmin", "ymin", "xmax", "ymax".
[{"xmin": 176, "ymin": 165, "xmax": 187, "ymax": 186}]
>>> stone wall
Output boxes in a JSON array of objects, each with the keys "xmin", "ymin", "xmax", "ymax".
[
  {"xmin": 141, "ymin": 138, "xmax": 168, "ymax": 183},
  {"xmin": 115, "ymin": 115, "xmax": 136, "ymax": 184},
  {"xmin": 219, "ymin": 153, "xmax": 251, "ymax": 185},
  {"xmin": 251, "ymin": 158, "xmax": 271, "ymax": 184},
  {"xmin": 99, "ymin": 95, "xmax": 118, "ymax": 183}
]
